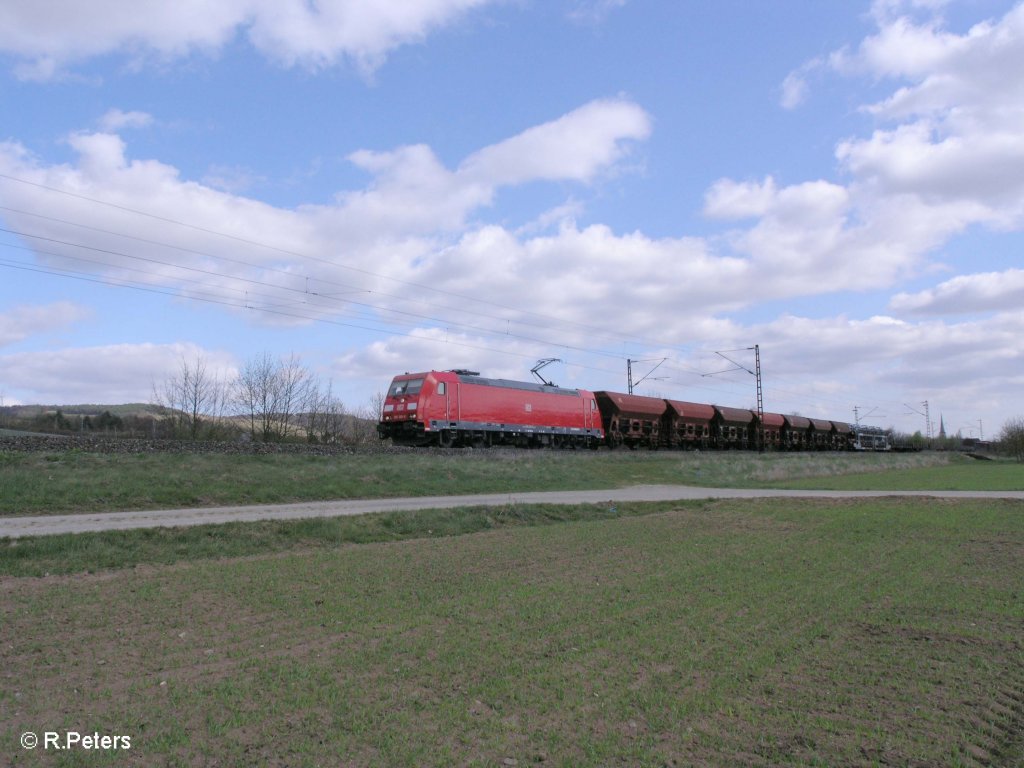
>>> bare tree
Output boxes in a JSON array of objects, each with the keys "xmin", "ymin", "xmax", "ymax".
[
  {"xmin": 343, "ymin": 391, "xmax": 386, "ymax": 446},
  {"xmin": 274, "ymin": 353, "xmax": 313, "ymax": 440},
  {"xmin": 235, "ymin": 352, "xmax": 277, "ymax": 441},
  {"xmin": 303, "ymin": 380, "xmax": 349, "ymax": 444},
  {"xmin": 155, "ymin": 355, "xmax": 231, "ymax": 440},
  {"xmin": 233, "ymin": 352, "xmax": 313, "ymax": 442},
  {"xmin": 999, "ymin": 416, "xmax": 1024, "ymax": 462},
  {"xmin": 302, "ymin": 380, "xmax": 326, "ymax": 443}
]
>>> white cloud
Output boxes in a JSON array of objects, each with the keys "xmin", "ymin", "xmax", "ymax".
[
  {"xmin": 340, "ymin": 143, "xmax": 490, "ymax": 235},
  {"xmin": 0, "ymin": 302, "xmax": 89, "ymax": 347},
  {"xmin": 703, "ymin": 177, "xmax": 943, "ymax": 294},
  {"xmin": 0, "ymin": 99, "xmax": 662, "ymax": 344},
  {"xmin": 0, "ymin": 0, "xmax": 245, "ymax": 79},
  {"xmin": 515, "ymin": 199, "xmax": 585, "ymax": 236},
  {"xmin": 201, "ymin": 164, "xmax": 267, "ymax": 195},
  {"xmin": 409, "ymin": 222, "xmax": 749, "ymax": 345},
  {"xmin": 334, "ymin": 326, "xmax": 549, "ymax": 385},
  {"xmin": 2, "ymin": 80, "xmax": 1002, "ymax": 376},
  {"xmin": 837, "ymin": 121, "xmax": 1024, "ymax": 208},
  {"xmin": 458, "ymin": 98, "xmax": 651, "ymax": 186},
  {"xmin": 97, "ymin": 109, "xmax": 154, "ymax": 132},
  {"xmin": 246, "ymin": 0, "xmax": 492, "ymax": 72},
  {"xmin": 890, "ymin": 268, "xmax": 1024, "ymax": 313},
  {"xmin": 0, "ymin": 342, "xmax": 237, "ymax": 404},
  {"xmin": 779, "ymin": 70, "xmax": 809, "ymax": 110},
  {"xmin": 703, "ymin": 177, "xmax": 777, "ymax": 219},
  {"xmin": 318, "ymin": 99, "xmax": 651, "ymax": 240},
  {"xmin": 847, "ymin": 16, "xmax": 963, "ymax": 79},
  {"xmin": 733, "ymin": 309, "xmax": 1024, "ymax": 425},
  {"xmin": 567, "ymin": 0, "xmax": 628, "ymax": 25},
  {"xmin": 827, "ymin": 3, "xmax": 1024, "ymax": 229},
  {"xmin": 870, "ymin": 0, "xmax": 951, "ymax": 25},
  {"xmin": 0, "ymin": 0, "xmax": 497, "ymax": 78},
  {"xmin": 778, "ymin": 58, "xmax": 825, "ymax": 110},
  {"xmin": 755, "ymin": 1, "xmax": 1024, "ymax": 325}
]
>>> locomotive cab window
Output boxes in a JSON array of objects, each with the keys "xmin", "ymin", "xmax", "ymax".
[
  {"xmin": 437, "ymin": 382, "xmax": 446, "ymax": 395},
  {"xmin": 389, "ymin": 378, "xmax": 424, "ymax": 397}
]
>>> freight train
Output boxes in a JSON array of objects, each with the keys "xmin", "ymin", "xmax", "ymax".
[{"xmin": 377, "ymin": 369, "xmax": 889, "ymax": 451}]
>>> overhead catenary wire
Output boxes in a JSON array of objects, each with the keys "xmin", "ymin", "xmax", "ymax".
[
  {"xmin": 1, "ymin": 250, "xmax": 894, "ymax": 416},
  {"xmin": 0, "ymin": 172, "xmax": 912, "ymax": 415},
  {"xmin": 0, "ymin": 205, "xmax": 715, "ymax": 362},
  {"xmin": 0, "ymin": 246, "xmax": 883, "ymax": 414},
  {"xmin": 0, "ymin": 243, "xmax": 782, "ymax": 406},
  {"xmin": 0, "ymin": 173, "xmax": 701, "ymax": 354},
  {"xmin": 0, "ymin": 174, "xmax": 768, "ymax": 369},
  {"xmin": 0, "ymin": 227, "xmax": 642, "ymax": 362},
  {"xmin": 0, "ymin": 256, "xmax": 631, "ymax": 378},
  {"xmin": 0, "ymin": 228, "xmax": 644, "ymax": 383},
  {"xmin": 0, "ymin": 204, "xmax": 620, "ymax": 342}
]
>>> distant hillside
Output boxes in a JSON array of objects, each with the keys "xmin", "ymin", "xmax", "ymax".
[
  {"xmin": 0, "ymin": 428, "xmax": 60, "ymax": 437},
  {"xmin": 3, "ymin": 403, "xmax": 170, "ymax": 419},
  {"xmin": 0, "ymin": 403, "xmax": 174, "ymax": 439},
  {"xmin": 0, "ymin": 402, "xmax": 378, "ymax": 444}
]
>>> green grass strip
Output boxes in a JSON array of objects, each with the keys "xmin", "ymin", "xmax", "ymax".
[
  {"xmin": 0, "ymin": 500, "xmax": 688, "ymax": 577},
  {"xmin": 1, "ymin": 449, "xmax": 996, "ymax": 517}
]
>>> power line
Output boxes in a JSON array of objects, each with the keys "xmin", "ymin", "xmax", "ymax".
[
  {"xmin": 0, "ymin": 203, "xmax": 714, "ymax": 363},
  {"xmin": 0, "ymin": 228, "xmax": 637, "ymax": 362},
  {"xmin": 4, "ymin": 172, "xmax": 844, "ymax": 408},
  {"xmin": 0, "ymin": 251, "xmax": 898, "ymax": 422},
  {"xmin": 0, "ymin": 257, "xmax": 625, "ymax": 372},
  {"xmin": 0, "ymin": 204, "xmax": 628, "ymax": 342},
  {"xmin": 0, "ymin": 173, "xmax": 699, "ymax": 353},
  {"xmin": 0, "ymin": 241, "xmax": 842, "ymax": 410},
  {"xmin": 1, "ymin": 230, "xmax": 644, "ymax": 385}
]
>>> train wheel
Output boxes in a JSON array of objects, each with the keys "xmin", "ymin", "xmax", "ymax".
[{"xmin": 438, "ymin": 429, "xmax": 454, "ymax": 448}]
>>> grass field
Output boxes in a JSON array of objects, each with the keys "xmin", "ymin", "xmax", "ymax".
[
  {"xmin": 3, "ymin": 447, "xmax": 1018, "ymax": 517},
  {"xmin": 770, "ymin": 457, "xmax": 1024, "ymax": 491},
  {"xmin": 2, "ymin": 449, "xmax": 1022, "ymax": 765},
  {"xmin": 2, "ymin": 497, "xmax": 1022, "ymax": 766}
]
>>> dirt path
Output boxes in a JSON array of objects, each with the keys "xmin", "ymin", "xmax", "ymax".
[{"xmin": 2, "ymin": 485, "xmax": 1023, "ymax": 538}]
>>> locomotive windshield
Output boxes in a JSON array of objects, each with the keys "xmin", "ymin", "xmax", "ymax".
[{"xmin": 388, "ymin": 378, "xmax": 424, "ymax": 397}]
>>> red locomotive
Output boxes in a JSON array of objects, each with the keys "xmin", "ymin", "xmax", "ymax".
[
  {"xmin": 379, "ymin": 369, "xmax": 870, "ymax": 451},
  {"xmin": 377, "ymin": 369, "xmax": 604, "ymax": 448}
]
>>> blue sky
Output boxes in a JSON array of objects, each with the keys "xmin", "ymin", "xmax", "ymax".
[{"xmin": 1, "ymin": 0, "xmax": 1022, "ymax": 438}]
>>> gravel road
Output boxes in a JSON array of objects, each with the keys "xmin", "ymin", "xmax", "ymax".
[{"xmin": 2, "ymin": 485, "xmax": 1022, "ymax": 538}]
